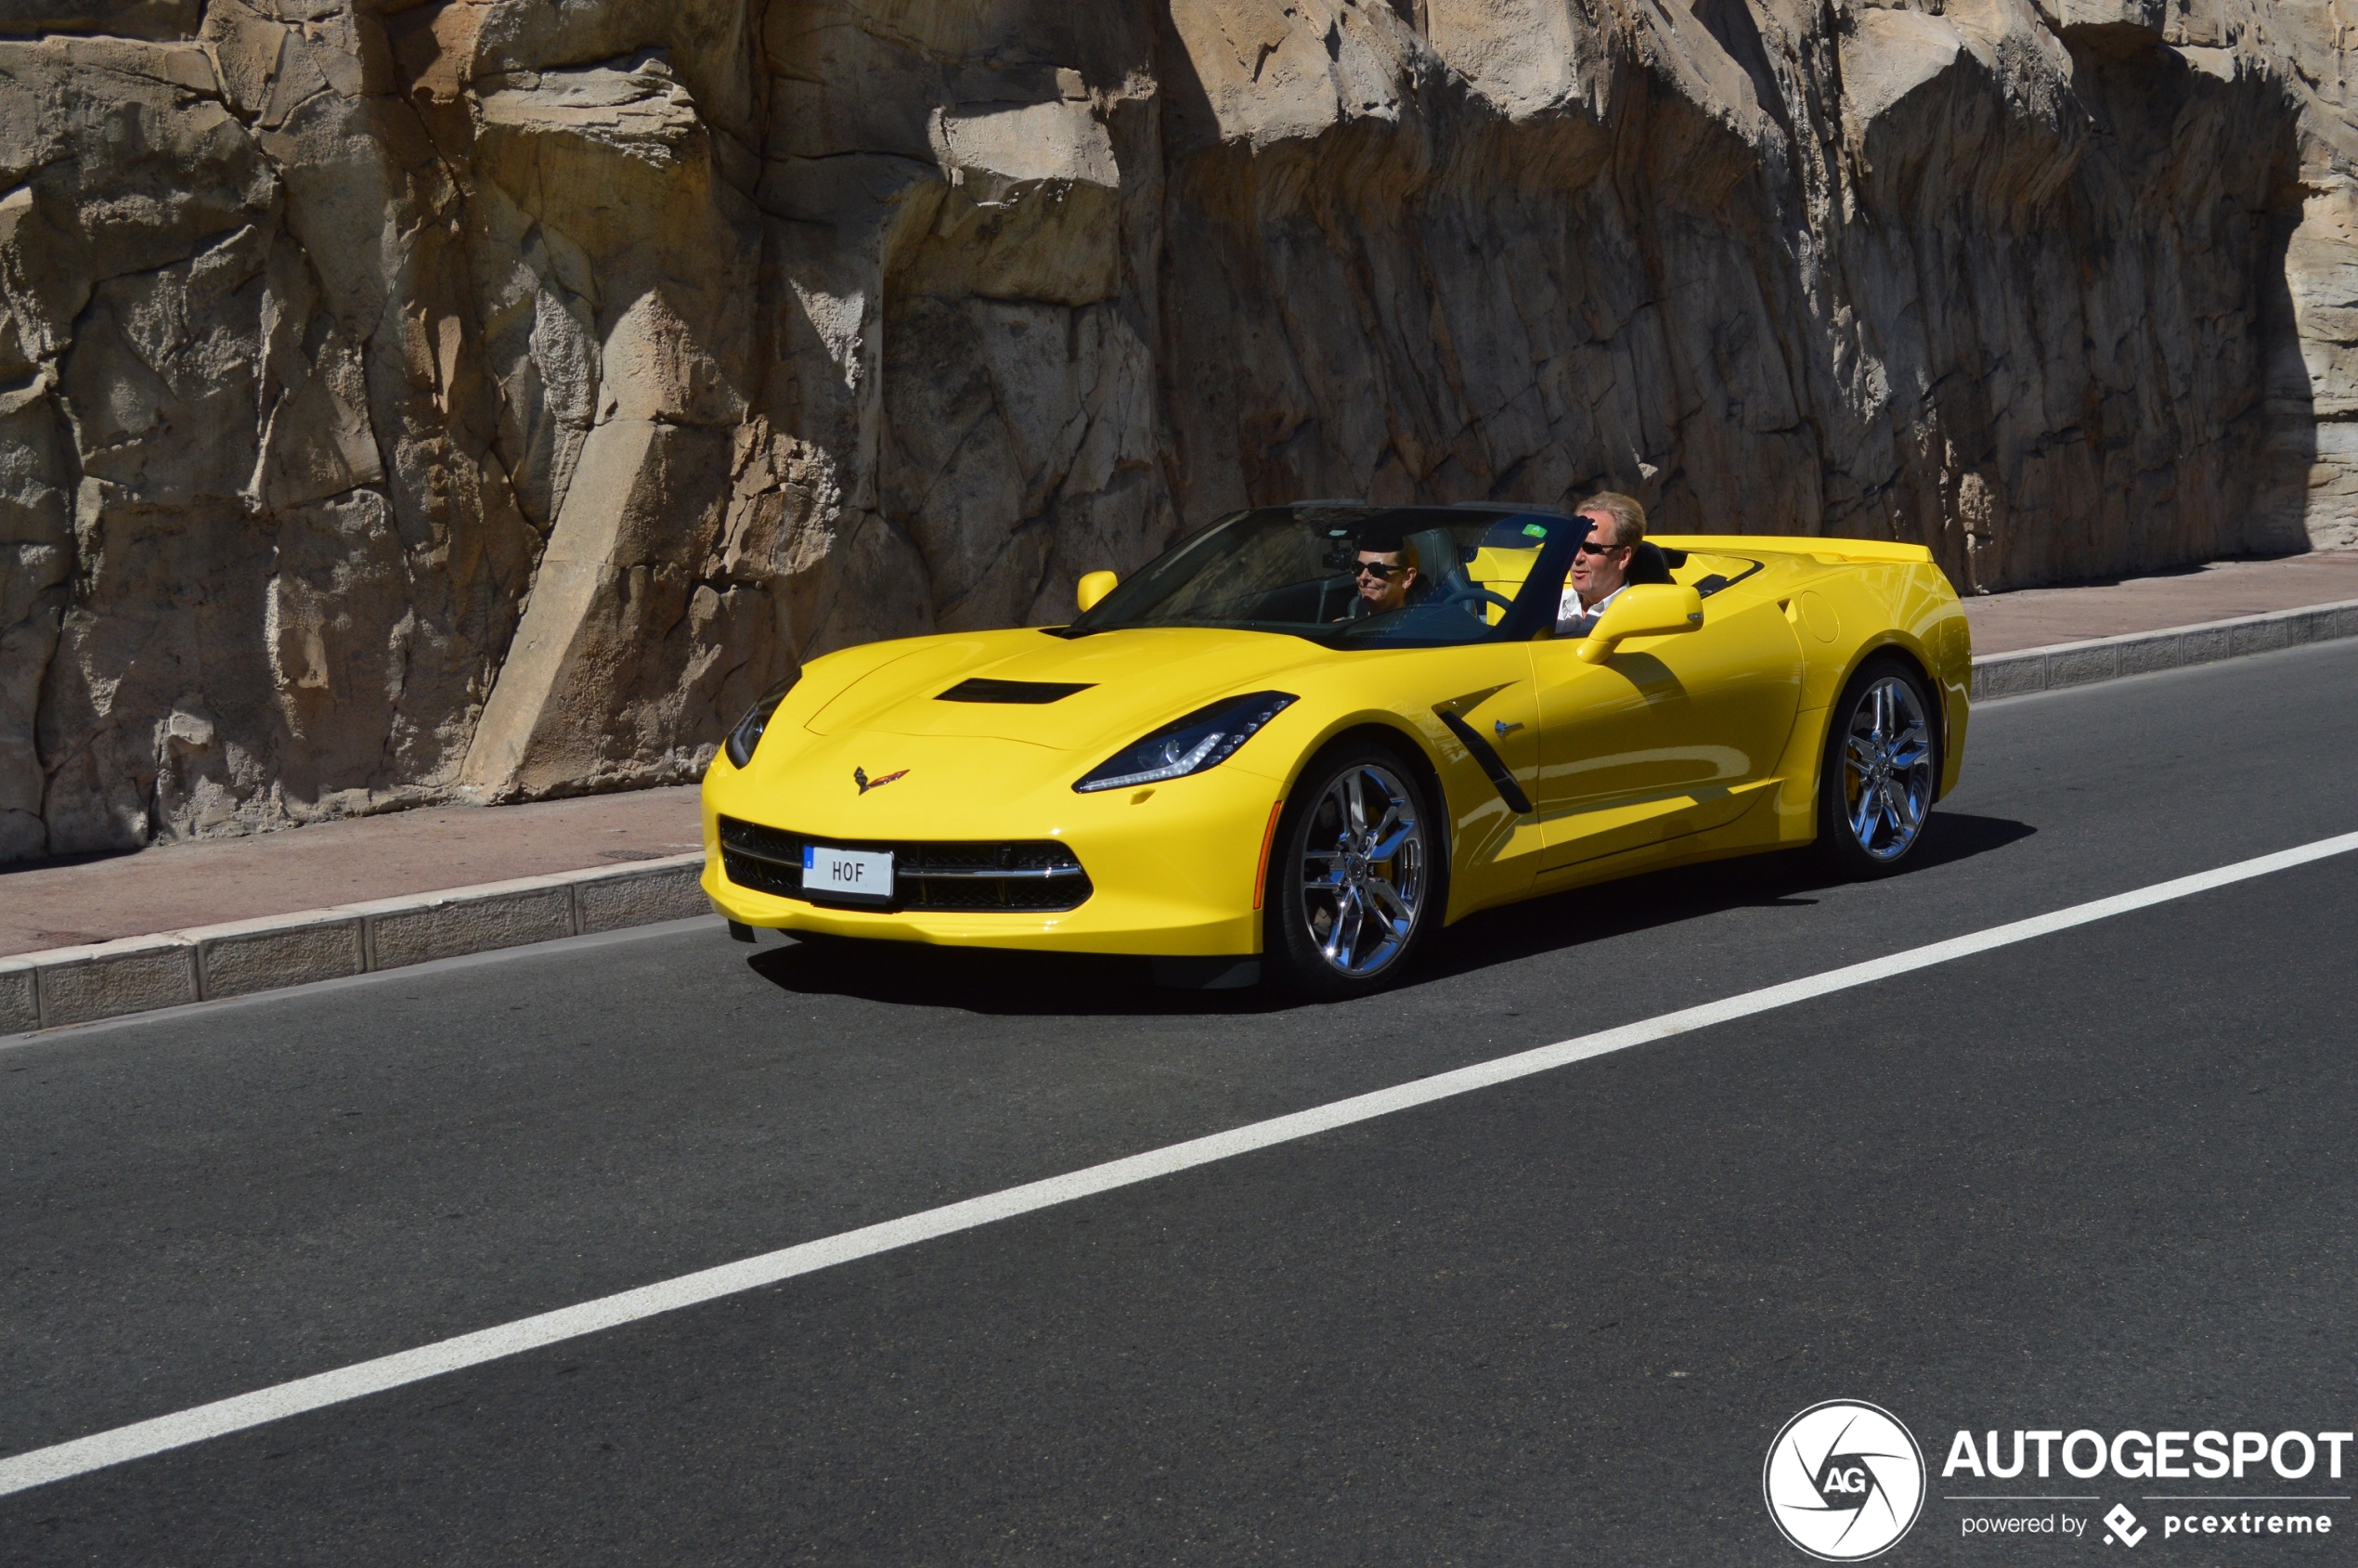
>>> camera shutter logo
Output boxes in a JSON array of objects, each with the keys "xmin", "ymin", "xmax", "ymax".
[{"xmin": 1763, "ymin": 1400, "xmax": 1926, "ymax": 1561}]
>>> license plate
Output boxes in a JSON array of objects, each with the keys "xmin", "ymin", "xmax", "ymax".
[{"xmin": 802, "ymin": 844, "xmax": 893, "ymax": 903}]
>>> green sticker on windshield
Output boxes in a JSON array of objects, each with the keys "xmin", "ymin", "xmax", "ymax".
[{"xmin": 1522, "ymin": 523, "xmax": 1548, "ymax": 538}]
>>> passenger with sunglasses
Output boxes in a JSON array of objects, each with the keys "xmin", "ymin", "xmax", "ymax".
[
  {"xmin": 1557, "ymin": 491, "xmax": 1646, "ymax": 636},
  {"xmin": 1350, "ymin": 532, "xmax": 1424, "ymax": 616}
]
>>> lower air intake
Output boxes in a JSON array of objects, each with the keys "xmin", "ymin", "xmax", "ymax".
[{"xmin": 718, "ymin": 816, "xmax": 1093, "ymax": 913}]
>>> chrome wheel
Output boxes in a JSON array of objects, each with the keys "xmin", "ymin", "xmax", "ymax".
[
  {"xmin": 1840, "ymin": 675, "xmax": 1935, "ymax": 862},
  {"xmin": 1298, "ymin": 761, "xmax": 1428, "ymax": 978}
]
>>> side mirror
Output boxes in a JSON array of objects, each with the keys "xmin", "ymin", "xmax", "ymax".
[
  {"xmin": 1576, "ymin": 583, "xmax": 1704, "ymax": 664},
  {"xmin": 1076, "ymin": 570, "xmax": 1119, "ymax": 614}
]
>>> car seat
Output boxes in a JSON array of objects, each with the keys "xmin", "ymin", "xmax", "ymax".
[
  {"xmin": 1406, "ymin": 526, "xmax": 1475, "ymax": 605},
  {"xmin": 1627, "ymin": 541, "xmax": 1678, "ymax": 585}
]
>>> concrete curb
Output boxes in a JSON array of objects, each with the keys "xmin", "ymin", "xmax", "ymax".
[
  {"xmin": 1, "ymin": 854, "xmax": 709, "ymax": 1034},
  {"xmin": 1970, "ymin": 597, "xmax": 2358, "ymax": 699}
]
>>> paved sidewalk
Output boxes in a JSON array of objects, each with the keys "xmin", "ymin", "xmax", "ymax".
[
  {"xmin": 2, "ymin": 788, "xmax": 702, "ymax": 958},
  {"xmin": 6, "ymin": 548, "xmax": 2354, "ymax": 965},
  {"xmin": 1962, "ymin": 549, "xmax": 2358, "ymax": 653}
]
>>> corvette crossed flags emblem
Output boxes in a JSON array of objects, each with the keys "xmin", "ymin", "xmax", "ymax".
[{"xmin": 852, "ymin": 766, "xmax": 908, "ymax": 795}]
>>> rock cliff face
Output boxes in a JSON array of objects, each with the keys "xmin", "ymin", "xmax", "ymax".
[{"xmin": 1, "ymin": 0, "xmax": 2352, "ymax": 859}]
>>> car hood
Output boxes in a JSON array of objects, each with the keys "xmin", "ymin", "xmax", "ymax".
[{"xmin": 801, "ymin": 626, "xmax": 1329, "ymax": 751}]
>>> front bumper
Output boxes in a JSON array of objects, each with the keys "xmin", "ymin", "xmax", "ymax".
[{"xmin": 699, "ymin": 747, "xmax": 1278, "ymax": 956}]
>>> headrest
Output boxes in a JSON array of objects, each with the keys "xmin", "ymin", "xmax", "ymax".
[
  {"xmin": 1404, "ymin": 525, "xmax": 1469, "ymax": 592},
  {"xmin": 1626, "ymin": 541, "xmax": 1676, "ymax": 585}
]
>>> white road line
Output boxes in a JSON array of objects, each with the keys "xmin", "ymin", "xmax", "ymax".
[{"xmin": 6, "ymin": 828, "xmax": 2357, "ymax": 1500}]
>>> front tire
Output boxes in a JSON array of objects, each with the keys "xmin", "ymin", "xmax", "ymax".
[
  {"xmin": 1266, "ymin": 745, "xmax": 1440, "ymax": 997},
  {"xmin": 1816, "ymin": 654, "xmax": 1939, "ymax": 876}
]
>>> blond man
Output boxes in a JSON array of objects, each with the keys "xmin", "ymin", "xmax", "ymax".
[{"xmin": 1557, "ymin": 491, "xmax": 1646, "ymax": 636}]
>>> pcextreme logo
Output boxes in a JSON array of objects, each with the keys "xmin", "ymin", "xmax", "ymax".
[{"xmin": 1764, "ymin": 1400, "xmax": 1928, "ymax": 1562}]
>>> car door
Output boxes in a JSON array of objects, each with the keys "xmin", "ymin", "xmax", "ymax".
[{"xmin": 1531, "ymin": 590, "xmax": 1806, "ymax": 869}]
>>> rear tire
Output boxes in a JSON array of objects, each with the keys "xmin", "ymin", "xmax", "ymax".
[
  {"xmin": 1265, "ymin": 744, "xmax": 1441, "ymax": 998},
  {"xmin": 1816, "ymin": 654, "xmax": 1939, "ymax": 877}
]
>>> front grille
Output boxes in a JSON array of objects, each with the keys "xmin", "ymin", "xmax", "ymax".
[
  {"xmin": 721, "ymin": 849, "xmax": 803, "ymax": 900},
  {"xmin": 720, "ymin": 815, "xmax": 801, "ymax": 863},
  {"xmin": 718, "ymin": 815, "xmax": 1093, "ymax": 913}
]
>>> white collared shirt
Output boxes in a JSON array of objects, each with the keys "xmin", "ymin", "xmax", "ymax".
[{"xmin": 1558, "ymin": 581, "xmax": 1626, "ymax": 633}]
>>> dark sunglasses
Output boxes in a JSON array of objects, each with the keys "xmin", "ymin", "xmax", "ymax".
[
  {"xmin": 1354, "ymin": 560, "xmax": 1403, "ymax": 579},
  {"xmin": 1574, "ymin": 538, "xmax": 1626, "ymax": 556}
]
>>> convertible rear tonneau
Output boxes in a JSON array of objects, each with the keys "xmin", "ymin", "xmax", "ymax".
[{"xmin": 1652, "ymin": 534, "xmax": 1936, "ymax": 566}]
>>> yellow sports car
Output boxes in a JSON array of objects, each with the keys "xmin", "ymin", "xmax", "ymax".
[{"xmin": 701, "ymin": 504, "xmax": 1971, "ymax": 995}]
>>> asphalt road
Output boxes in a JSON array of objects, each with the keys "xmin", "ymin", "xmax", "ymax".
[{"xmin": 6, "ymin": 639, "xmax": 2358, "ymax": 1565}]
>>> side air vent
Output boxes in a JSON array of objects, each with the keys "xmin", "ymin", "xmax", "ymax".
[
  {"xmin": 937, "ymin": 679, "xmax": 1095, "ymax": 704},
  {"xmin": 1433, "ymin": 710, "xmax": 1535, "ymax": 815}
]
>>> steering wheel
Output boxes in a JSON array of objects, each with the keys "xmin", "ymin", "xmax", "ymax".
[{"xmin": 1443, "ymin": 587, "xmax": 1517, "ymax": 618}]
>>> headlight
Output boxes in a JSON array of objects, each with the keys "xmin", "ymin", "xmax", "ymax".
[
  {"xmin": 1073, "ymin": 691, "xmax": 1297, "ymax": 793},
  {"xmin": 723, "ymin": 673, "xmax": 801, "ymax": 769}
]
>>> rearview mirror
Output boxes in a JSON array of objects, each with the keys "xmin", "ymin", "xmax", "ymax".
[
  {"xmin": 1077, "ymin": 570, "xmax": 1119, "ymax": 614},
  {"xmin": 1576, "ymin": 583, "xmax": 1704, "ymax": 664}
]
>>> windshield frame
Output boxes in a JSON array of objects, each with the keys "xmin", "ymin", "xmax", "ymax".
[{"xmin": 1055, "ymin": 505, "xmax": 1585, "ymax": 649}]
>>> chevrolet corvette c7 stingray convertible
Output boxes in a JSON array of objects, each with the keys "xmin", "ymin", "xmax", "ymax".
[{"xmin": 701, "ymin": 503, "xmax": 1972, "ymax": 995}]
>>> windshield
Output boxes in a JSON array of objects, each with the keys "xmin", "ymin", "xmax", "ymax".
[{"xmin": 1062, "ymin": 506, "xmax": 1579, "ymax": 647}]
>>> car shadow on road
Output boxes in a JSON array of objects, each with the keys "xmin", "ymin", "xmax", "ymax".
[
  {"xmin": 744, "ymin": 934, "xmax": 1289, "ymax": 1018},
  {"xmin": 741, "ymin": 810, "xmax": 2036, "ymax": 1017},
  {"xmin": 1417, "ymin": 810, "xmax": 2036, "ymax": 981}
]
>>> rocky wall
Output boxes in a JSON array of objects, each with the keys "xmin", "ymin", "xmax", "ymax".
[{"xmin": 0, "ymin": 0, "xmax": 2349, "ymax": 860}]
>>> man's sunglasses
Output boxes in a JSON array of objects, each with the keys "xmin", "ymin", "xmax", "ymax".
[
  {"xmin": 1354, "ymin": 560, "xmax": 1404, "ymax": 579},
  {"xmin": 1574, "ymin": 538, "xmax": 1626, "ymax": 556}
]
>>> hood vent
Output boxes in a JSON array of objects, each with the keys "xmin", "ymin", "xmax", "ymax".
[{"xmin": 936, "ymin": 679, "xmax": 1095, "ymax": 705}]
